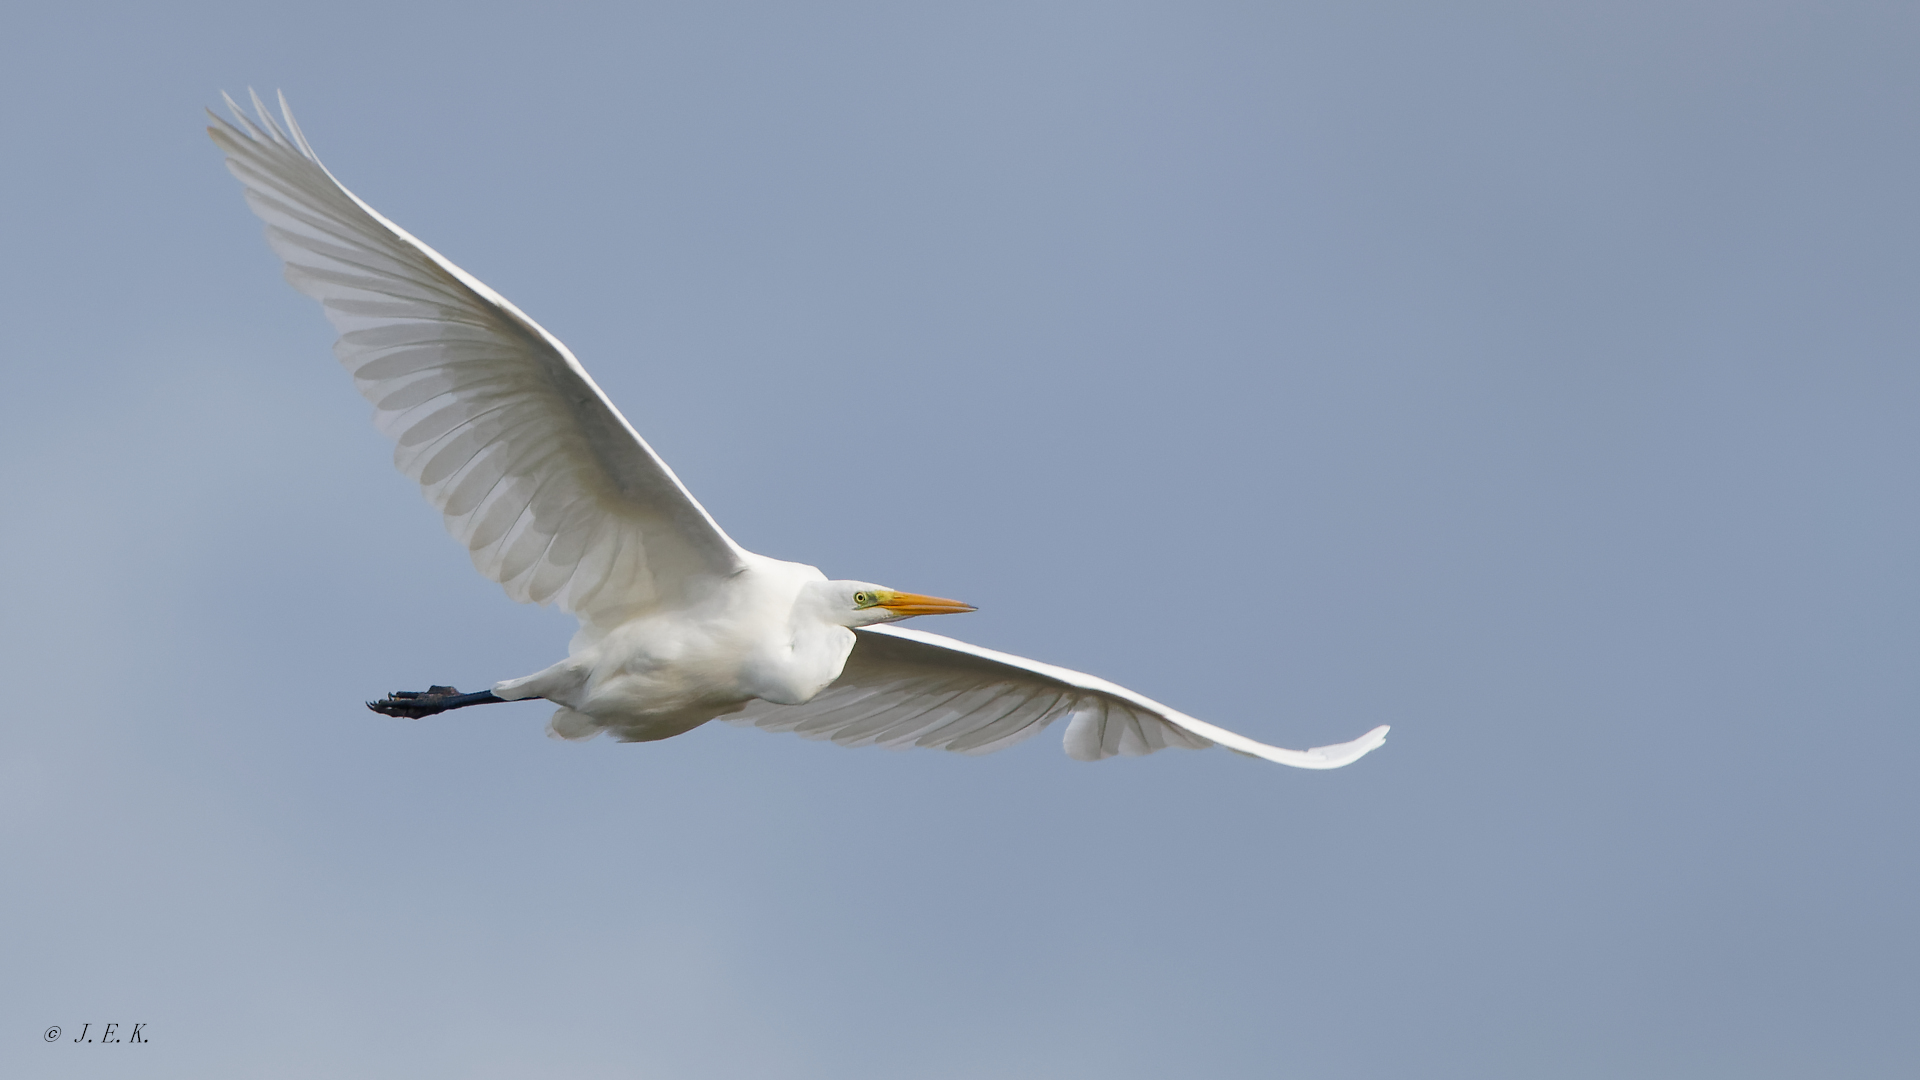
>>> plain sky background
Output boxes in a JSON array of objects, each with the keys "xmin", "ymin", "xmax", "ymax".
[{"xmin": 2, "ymin": 2, "xmax": 1916, "ymax": 1077}]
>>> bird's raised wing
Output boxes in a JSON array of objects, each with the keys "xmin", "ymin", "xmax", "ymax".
[
  {"xmin": 725, "ymin": 625, "xmax": 1390, "ymax": 769},
  {"xmin": 209, "ymin": 92, "xmax": 746, "ymax": 627}
]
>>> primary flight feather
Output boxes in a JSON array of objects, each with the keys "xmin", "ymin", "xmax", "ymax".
[{"xmin": 209, "ymin": 91, "xmax": 1388, "ymax": 770}]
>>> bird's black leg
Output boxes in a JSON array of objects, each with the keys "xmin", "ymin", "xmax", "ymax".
[{"xmin": 368, "ymin": 685, "xmax": 511, "ymax": 719}]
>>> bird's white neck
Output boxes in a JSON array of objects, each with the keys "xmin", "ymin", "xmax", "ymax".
[{"xmin": 749, "ymin": 581, "xmax": 853, "ymax": 705}]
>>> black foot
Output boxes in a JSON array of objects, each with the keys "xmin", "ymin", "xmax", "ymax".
[{"xmin": 368, "ymin": 685, "xmax": 507, "ymax": 719}]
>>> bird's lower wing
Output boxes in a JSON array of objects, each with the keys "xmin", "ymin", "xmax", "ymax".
[
  {"xmin": 208, "ymin": 93, "xmax": 747, "ymax": 626},
  {"xmin": 724, "ymin": 625, "xmax": 1389, "ymax": 769}
]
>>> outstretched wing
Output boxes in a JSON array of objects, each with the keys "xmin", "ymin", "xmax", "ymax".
[
  {"xmin": 209, "ymin": 92, "xmax": 746, "ymax": 627},
  {"xmin": 726, "ymin": 625, "xmax": 1391, "ymax": 769}
]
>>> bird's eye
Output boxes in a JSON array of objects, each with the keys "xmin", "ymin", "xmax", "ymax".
[{"xmin": 853, "ymin": 591, "xmax": 872, "ymax": 607}]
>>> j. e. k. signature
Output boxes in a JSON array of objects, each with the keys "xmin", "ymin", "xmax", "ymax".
[{"xmin": 43, "ymin": 1023, "xmax": 148, "ymax": 1044}]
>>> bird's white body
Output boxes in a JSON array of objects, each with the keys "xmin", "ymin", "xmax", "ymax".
[
  {"xmin": 498, "ymin": 556, "xmax": 855, "ymax": 741},
  {"xmin": 209, "ymin": 92, "xmax": 1390, "ymax": 770}
]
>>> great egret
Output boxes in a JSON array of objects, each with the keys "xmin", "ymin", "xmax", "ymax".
[{"xmin": 208, "ymin": 92, "xmax": 1389, "ymax": 770}]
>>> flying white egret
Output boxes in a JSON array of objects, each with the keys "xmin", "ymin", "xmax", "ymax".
[{"xmin": 208, "ymin": 92, "xmax": 1389, "ymax": 770}]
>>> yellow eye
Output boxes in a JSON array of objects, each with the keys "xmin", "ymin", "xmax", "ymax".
[{"xmin": 853, "ymin": 591, "xmax": 873, "ymax": 608}]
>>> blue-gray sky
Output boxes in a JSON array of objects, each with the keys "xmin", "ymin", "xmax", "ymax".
[{"xmin": 3, "ymin": 3, "xmax": 1916, "ymax": 1077}]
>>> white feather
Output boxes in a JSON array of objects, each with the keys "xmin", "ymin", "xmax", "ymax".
[{"xmin": 208, "ymin": 92, "xmax": 745, "ymax": 629}]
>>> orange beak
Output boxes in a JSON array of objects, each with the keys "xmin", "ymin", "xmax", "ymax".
[{"xmin": 879, "ymin": 592, "xmax": 978, "ymax": 617}]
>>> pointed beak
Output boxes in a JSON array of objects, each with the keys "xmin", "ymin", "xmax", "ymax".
[{"xmin": 879, "ymin": 592, "xmax": 977, "ymax": 617}]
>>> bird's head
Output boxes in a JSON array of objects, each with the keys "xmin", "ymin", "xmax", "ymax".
[{"xmin": 826, "ymin": 581, "xmax": 977, "ymax": 627}]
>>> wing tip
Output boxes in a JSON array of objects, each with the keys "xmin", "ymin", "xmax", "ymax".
[
  {"xmin": 1300, "ymin": 723, "xmax": 1390, "ymax": 768},
  {"xmin": 207, "ymin": 87, "xmax": 318, "ymax": 162}
]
